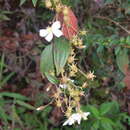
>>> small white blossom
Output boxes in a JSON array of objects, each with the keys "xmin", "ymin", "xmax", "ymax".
[
  {"xmin": 39, "ymin": 21, "xmax": 63, "ymax": 42},
  {"xmin": 59, "ymin": 79, "xmax": 74, "ymax": 89},
  {"xmin": 63, "ymin": 112, "xmax": 90, "ymax": 126},
  {"xmin": 68, "ymin": 79, "xmax": 74, "ymax": 83},
  {"xmin": 59, "ymin": 84, "xmax": 67, "ymax": 89}
]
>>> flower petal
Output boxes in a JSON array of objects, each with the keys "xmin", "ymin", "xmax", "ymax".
[
  {"xmin": 39, "ymin": 29, "xmax": 48, "ymax": 37},
  {"xmin": 77, "ymin": 117, "xmax": 81, "ymax": 124},
  {"xmin": 72, "ymin": 113, "xmax": 81, "ymax": 124},
  {"xmin": 63, "ymin": 120, "xmax": 69, "ymax": 126},
  {"xmin": 82, "ymin": 112, "xmax": 90, "ymax": 120},
  {"xmin": 45, "ymin": 32, "xmax": 53, "ymax": 42},
  {"xmin": 68, "ymin": 119, "xmax": 75, "ymax": 125},
  {"xmin": 53, "ymin": 29, "xmax": 63, "ymax": 37},
  {"xmin": 59, "ymin": 84, "xmax": 67, "ymax": 89},
  {"xmin": 84, "ymin": 112, "xmax": 90, "ymax": 116},
  {"xmin": 52, "ymin": 21, "xmax": 61, "ymax": 30}
]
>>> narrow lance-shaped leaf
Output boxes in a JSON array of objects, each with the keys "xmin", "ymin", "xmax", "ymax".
[
  {"xmin": 32, "ymin": 0, "xmax": 38, "ymax": 7},
  {"xmin": 20, "ymin": 0, "xmax": 26, "ymax": 6},
  {"xmin": 0, "ymin": 92, "xmax": 29, "ymax": 100},
  {"xmin": 15, "ymin": 100, "xmax": 36, "ymax": 110}
]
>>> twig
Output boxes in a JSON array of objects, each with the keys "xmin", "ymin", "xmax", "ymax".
[{"xmin": 94, "ymin": 16, "xmax": 130, "ymax": 35}]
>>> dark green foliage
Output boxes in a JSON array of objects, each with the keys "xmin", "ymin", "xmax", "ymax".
[{"xmin": 81, "ymin": 101, "xmax": 130, "ymax": 130}]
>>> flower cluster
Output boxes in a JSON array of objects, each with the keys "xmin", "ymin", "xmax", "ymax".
[
  {"xmin": 63, "ymin": 112, "xmax": 90, "ymax": 126},
  {"xmin": 38, "ymin": 0, "xmax": 96, "ymax": 126}
]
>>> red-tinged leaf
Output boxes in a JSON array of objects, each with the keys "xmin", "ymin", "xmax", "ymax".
[
  {"xmin": 123, "ymin": 66, "xmax": 130, "ymax": 90},
  {"xmin": 57, "ymin": 8, "xmax": 78, "ymax": 40}
]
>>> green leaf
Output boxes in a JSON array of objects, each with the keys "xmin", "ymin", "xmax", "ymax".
[
  {"xmin": 116, "ymin": 48, "xmax": 129, "ymax": 74},
  {"xmin": 99, "ymin": 102, "xmax": 116, "ymax": 116},
  {"xmin": 104, "ymin": 0, "xmax": 113, "ymax": 5},
  {"xmin": 20, "ymin": 0, "xmax": 27, "ymax": 6},
  {"xmin": 100, "ymin": 101, "xmax": 120, "ymax": 116},
  {"xmin": 87, "ymin": 105, "xmax": 100, "ymax": 118},
  {"xmin": 101, "ymin": 117, "xmax": 114, "ymax": 130},
  {"xmin": 0, "ymin": 15, "xmax": 10, "ymax": 21},
  {"xmin": 15, "ymin": 100, "xmax": 36, "ymax": 110},
  {"xmin": 0, "ymin": 72, "xmax": 15, "ymax": 88},
  {"xmin": 120, "ymin": 113, "xmax": 130, "ymax": 125},
  {"xmin": 0, "ymin": 106, "xmax": 9, "ymax": 123},
  {"xmin": 54, "ymin": 38, "xmax": 71, "ymax": 75},
  {"xmin": 45, "ymin": 72, "xmax": 59, "ymax": 84},
  {"xmin": 115, "ymin": 47, "xmax": 121, "ymax": 55},
  {"xmin": 12, "ymin": 105, "xmax": 23, "ymax": 126},
  {"xmin": 91, "ymin": 120, "xmax": 100, "ymax": 130},
  {"xmin": 32, "ymin": 0, "xmax": 38, "ymax": 6},
  {"xmin": 0, "ymin": 92, "xmax": 28, "ymax": 100},
  {"xmin": 40, "ymin": 44, "xmax": 55, "ymax": 74},
  {"xmin": 41, "ymin": 106, "xmax": 52, "ymax": 118},
  {"xmin": 40, "ymin": 45, "xmax": 58, "ymax": 84}
]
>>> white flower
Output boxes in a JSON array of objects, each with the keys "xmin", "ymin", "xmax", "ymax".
[
  {"xmin": 39, "ymin": 21, "xmax": 63, "ymax": 42},
  {"xmin": 63, "ymin": 112, "xmax": 90, "ymax": 126},
  {"xmin": 68, "ymin": 79, "xmax": 74, "ymax": 83},
  {"xmin": 59, "ymin": 84, "xmax": 67, "ymax": 89}
]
